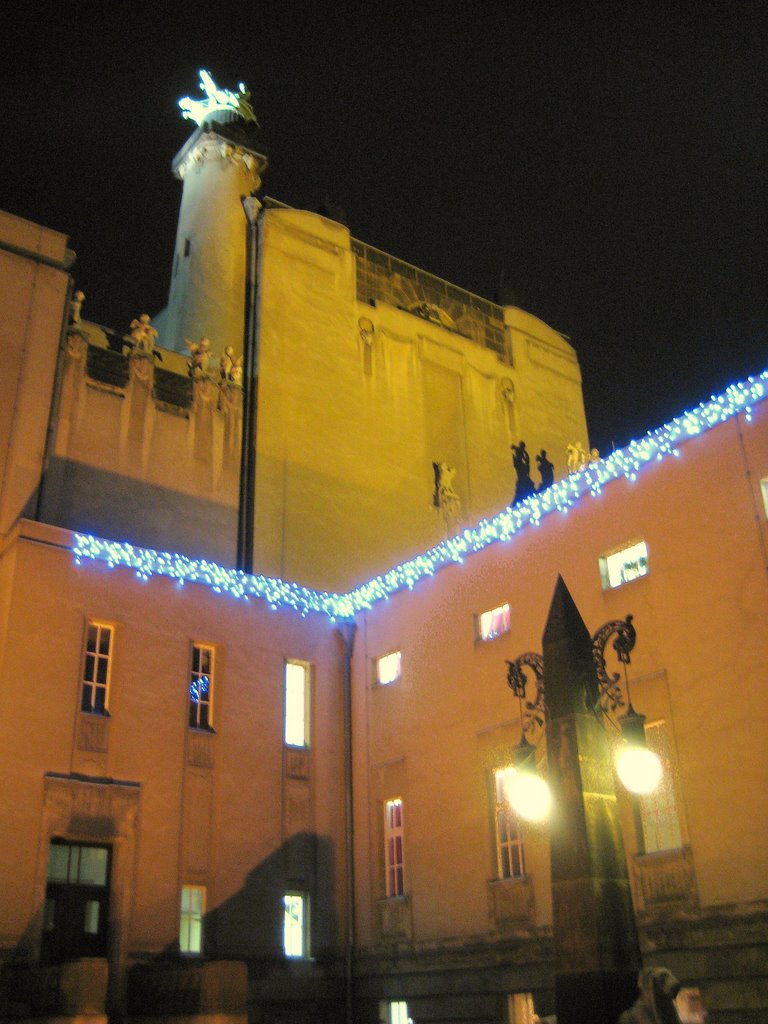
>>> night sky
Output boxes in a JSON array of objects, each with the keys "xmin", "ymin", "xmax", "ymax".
[{"xmin": 4, "ymin": 3, "xmax": 766, "ymax": 453}]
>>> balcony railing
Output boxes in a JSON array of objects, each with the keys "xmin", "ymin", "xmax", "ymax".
[{"xmin": 352, "ymin": 239, "xmax": 508, "ymax": 360}]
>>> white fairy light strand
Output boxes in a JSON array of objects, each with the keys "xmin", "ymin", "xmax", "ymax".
[{"xmin": 72, "ymin": 371, "xmax": 767, "ymax": 620}]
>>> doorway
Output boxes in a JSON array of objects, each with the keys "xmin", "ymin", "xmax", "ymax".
[{"xmin": 40, "ymin": 840, "xmax": 111, "ymax": 964}]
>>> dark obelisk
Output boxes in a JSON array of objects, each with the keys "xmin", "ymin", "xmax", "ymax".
[{"xmin": 542, "ymin": 577, "xmax": 641, "ymax": 1023}]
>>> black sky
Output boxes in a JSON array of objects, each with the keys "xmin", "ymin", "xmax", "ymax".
[{"xmin": 3, "ymin": 2, "xmax": 766, "ymax": 453}]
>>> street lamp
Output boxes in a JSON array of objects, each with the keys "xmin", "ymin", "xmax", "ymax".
[{"xmin": 505, "ymin": 613, "xmax": 661, "ymax": 821}]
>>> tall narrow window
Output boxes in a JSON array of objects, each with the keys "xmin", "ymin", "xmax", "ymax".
[
  {"xmin": 494, "ymin": 768, "xmax": 525, "ymax": 879},
  {"xmin": 81, "ymin": 621, "xmax": 113, "ymax": 714},
  {"xmin": 380, "ymin": 1001, "xmax": 410, "ymax": 1024},
  {"xmin": 189, "ymin": 644, "xmax": 214, "ymax": 729},
  {"xmin": 284, "ymin": 661, "xmax": 310, "ymax": 747},
  {"xmin": 384, "ymin": 798, "xmax": 405, "ymax": 897},
  {"xmin": 641, "ymin": 720, "xmax": 682, "ymax": 853},
  {"xmin": 283, "ymin": 892, "xmax": 309, "ymax": 958},
  {"xmin": 179, "ymin": 885, "xmax": 205, "ymax": 955},
  {"xmin": 507, "ymin": 993, "xmax": 537, "ymax": 1024},
  {"xmin": 476, "ymin": 603, "xmax": 511, "ymax": 642}
]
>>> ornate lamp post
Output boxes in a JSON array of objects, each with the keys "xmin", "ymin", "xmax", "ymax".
[{"xmin": 503, "ymin": 577, "xmax": 661, "ymax": 1024}]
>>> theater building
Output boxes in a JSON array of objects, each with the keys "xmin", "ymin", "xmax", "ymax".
[{"xmin": 0, "ymin": 80, "xmax": 766, "ymax": 1024}]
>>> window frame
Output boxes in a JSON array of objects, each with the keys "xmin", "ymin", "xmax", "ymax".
[
  {"xmin": 640, "ymin": 719, "xmax": 683, "ymax": 853},
  {"xmin": 761, "ymin": 477, "xmax": 768, "ymax": 517},
  {"xmin": 282, "ymin": 891, "xmax": 310, "ymax": 959},
  {"xmin": 598, "ymin": 539, "xmax": 649, "ymax": 590},
  {"xmin": 384, "ymin": 798, "xmax": 405, "ymax": 898},
  {"xmin": 493, "ymin": 767, "xmax": 526, "ymax": 880},
  {"xmin": 81, "ymin": 620, "xmax": 115, "ymax": 715},
  {"xmin": 179, "ymin": 884, "xmax": 206, "ymax": 955},
  {"xmin": 284, "ymin": 659, "xmax": 311, "ymax": 748},
  {"xmin": 380, "ymin": 1001, "xmax": 410, "ymax": 1024},
  {"xmin": 189, "ymin": 642, "xmax": 215, "ymax": 731},
  {"xmin": 375, "ymin": 650, "xmax": 402, "ymax": 686},
  {"xmin": 475, "ymin": 602, "xmax": 511, "ymax": 643}
]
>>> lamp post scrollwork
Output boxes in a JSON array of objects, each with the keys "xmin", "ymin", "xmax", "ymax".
[{"xmin": 503, "ymin": 612, "xmax": 661, "ymax": 821}]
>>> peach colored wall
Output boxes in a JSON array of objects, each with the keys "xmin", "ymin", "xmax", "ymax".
[
  {"xmin": 351, "ymin": 400, "xmax": 768, "ymax": 947},
  {"xmin": 0, "ymin": 521, "xmax": 346, "ymax": 962}
]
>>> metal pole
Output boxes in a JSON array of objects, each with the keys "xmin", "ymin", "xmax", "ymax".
[{"xmin": 237, "ymin": 196, "xmax": 261, "ymax": 573}]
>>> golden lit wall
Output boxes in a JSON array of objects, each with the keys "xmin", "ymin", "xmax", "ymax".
[
  {"xmin": 253, "ymin": 209, "xmax": 589, "ymax": 590},
  {"xmin": 0, "ymin": 212, "xmax": 70, "ymax": 537}
]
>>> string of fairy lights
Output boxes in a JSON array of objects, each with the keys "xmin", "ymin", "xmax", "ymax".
[{"xmin": 73, "ymin": 371, "xmax": 767, "ymax": 620}]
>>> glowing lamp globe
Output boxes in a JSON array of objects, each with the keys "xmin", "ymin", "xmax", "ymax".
[
  {"xmin": 504, "ymin": 769, "xmax": 552, "ymax": 822},
  {"xmin": 615, "ymin": 745, "xmax": 662, "ymax": 795}
]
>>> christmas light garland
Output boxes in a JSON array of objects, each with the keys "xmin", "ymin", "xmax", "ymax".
[{"xmin": 72, "ymin": 371, "xmax": 767, "ymax": 620}]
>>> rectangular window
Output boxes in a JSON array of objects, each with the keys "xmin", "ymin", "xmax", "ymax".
[
  {"xmin": 599, "ymin": 541, "xmax": 649, "ymax": 590},
  {"xmin": 675, "ymin": 987, "xmax": 707, "ymax": 1023},
  {"xmin": 179, "ymin": 884, "xmax": 205, "ymax": 954},
  {"xmin": 384, "ymin": 798, "xmax": 405, "ymax": 897},
  {"xmin": 81, "ymin": 621, "xmax": 113, "ymax": 714},
  {"xmin": 375, "ymin": 651, "xmax": 401, "ymax": 685},
  {"xmin": 283, "ymin": 892, "xmax": 309, "ymax": 958},
  {"xmin": 507, "ymin": 993, "xmax": 537, "ymax": 1024},
  {"xmin": 380, "ymin": 1001, "xmax": 410, "ymax": 1024},
  {"xmin": 476, "ymin": 603, "xmax": 511, "ymax": 642},
  {"xmin": 494, "ymin": 768, "xmax": 526, "ymax": 878},
  {"xmin": 284, "ymin": 660, "xmax": 310, "ymax": 747},
  {"xmin": 641, "ymin": 720, "xmax": 682, "ymax": 853},
  {"xmin": 189, "ymin": 643, "xmax": 214, "ymax": 729},
  {"xmin": 761, "ymin": 478, "xmax": 768, "ymax": 517}
]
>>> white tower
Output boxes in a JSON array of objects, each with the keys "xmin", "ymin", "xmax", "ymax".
[{"xmin": 157, "ymin": 72, "xmax": 268, "ymax": 357}]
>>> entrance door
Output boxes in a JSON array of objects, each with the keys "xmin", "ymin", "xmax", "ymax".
[{"xmin": 40, "ymin": 840, "xmax": 111, "ymax": 964}]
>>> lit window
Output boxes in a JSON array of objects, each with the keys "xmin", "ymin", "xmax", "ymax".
[
  {"xmin": 376, "ymin": 651, "xmax": 401, "ymax": 685},
  {"xmin": 675, "ymin": 987, "xmax": 707, "ymax": 1023},
  {"xmin": 189, "ymin": 644, "xmax": 214, "ymax": 730},
  {"xmin": 384, "ymin": 798, "xmax": 405, "ymax": 897},
  {"xmin": 81, "ymin": 621, "xmax": 113, "ymax": 714},
  {"xmin": 477, "ymin": 603, "xmax": 511, "ymax": 642},
  {"xmin": 494, "ymin": 768, "xmax": 525, "ymax": 879},
  {"xmin": 380, "ymin": 1001, "xmax": 410, "ymax": 1024},
  {"xmin": 283, "ymin": 892, "xmax": 309, "ymax": 958},
  {"xmin": 179, "ymin": 884, "xmax": 205, "ymax": 955},
  {"xmin": 599, "ymin": 540, "xmax": 649, "ymax": 590},
  {"xmin": 507, "ymin": 992, "xmax": 537, "ymax": 1024},
  {"xmin": 640, "ymin": 720, "xmax": 682, "ymax": 853},
  {"xmin": 762, "ymin": 478, "xmax": 768, "ymax": 517},
  {"xmin": 284, "ymin": 661, "xmax": 310, "ymax": 747}
]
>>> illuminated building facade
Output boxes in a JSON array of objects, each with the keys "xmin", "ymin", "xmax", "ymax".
[{"xmin": 0, "ymin": 87, "xmax": 766, "ymax": 1023}]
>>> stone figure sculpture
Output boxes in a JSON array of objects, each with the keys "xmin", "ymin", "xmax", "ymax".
[
  {"xmin": 185, "ymin": 337, "xmax": 212, "ymax": 377},
  {"xmin": 536, "ymin": 449, "xmax": 554, "ymax": 492},
  {"xmin": 69, "ymin": 290, "xmax": 85, "ymax": 324},
  {"xmin": 219, "ymin": 346, "xmax": 235, "ymax": 381},
  {"xmin": 511, "ymin": 441, "xmax": 536, "ymax": 505},
  {"xmin": 566, "ymin": 441, "xmax": 592, "ymax": 473},
  {"xmin": 432, "ymin": 462, "xmax": 461, "ymax": 525},
  {"xmin": 129, "ymin": 314, "xmax": 160, "ymax": 357}
]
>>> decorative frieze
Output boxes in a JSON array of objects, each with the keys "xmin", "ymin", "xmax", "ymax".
[
  {"xmin": 187, "ymin": 729, "xmax": 215, "ymax": 769},
  {"xmin": 632, "ymin": 846, "xmax": 699, "ymax": 916},
  {"xmin": 377, "ymin": 893, "xmax": 412, "ymax": 944},
  {"xmin": 77, "ymin": 713, "xmax": 109, "ymax": 753},
  {"xmin": 488, "ymin": 876, "xmax": 536, "ymax": 932}
]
